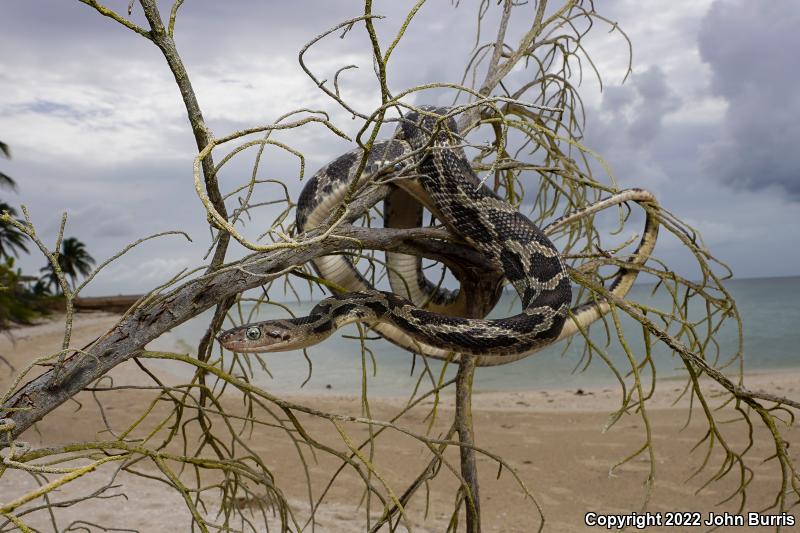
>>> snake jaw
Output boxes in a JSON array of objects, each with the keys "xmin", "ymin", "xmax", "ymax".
[{"xmin": 217, "ymin": 322, "xmax": 302, "ymax": 353}]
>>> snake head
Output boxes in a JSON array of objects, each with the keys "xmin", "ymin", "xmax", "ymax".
[
  {"xmin": 396, "ymin": 106, "xmax": 459, "ymax": 149},
  {"xmin": 217, "ymin": 320, "xmax": 303, "ymax": 353}
]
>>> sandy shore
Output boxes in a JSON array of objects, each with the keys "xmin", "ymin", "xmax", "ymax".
[{"xmin": 1, "ymin": 313, "xmax": 798, "ymax": 532}]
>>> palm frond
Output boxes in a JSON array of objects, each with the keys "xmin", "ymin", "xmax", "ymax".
[{"xmin": 0, "ymin": 172, "xmax": 17, "ymax": 191}]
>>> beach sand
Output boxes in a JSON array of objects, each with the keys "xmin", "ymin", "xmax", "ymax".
[{"xmin": 1, "ymin": 313, "xmax": 798, "ymax": 532}]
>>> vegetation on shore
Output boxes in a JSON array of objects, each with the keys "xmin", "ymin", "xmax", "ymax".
[{"xmin": 0, "ymin": 143, "xmax": 95, "ymax": 328}]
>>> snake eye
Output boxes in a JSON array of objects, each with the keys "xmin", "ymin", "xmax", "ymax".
[
  {"xmin": 394, "ymin": 163, "xmax": 404, "ymax": 171},
  {"xmin": 245, "ymin": 326, "xmax": 261, "ymax": 341}
]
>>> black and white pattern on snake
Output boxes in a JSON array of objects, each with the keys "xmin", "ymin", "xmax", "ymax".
[
  {"xmin": 218, "ymin": 106, "xmax": 581, "ymax": 362},
  {"xmin": 218, "ymin": 107, "xmax": 659, "ymax": 365}
]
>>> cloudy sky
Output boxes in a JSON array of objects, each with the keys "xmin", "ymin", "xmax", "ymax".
[{"xmin": 1, "ymin": 0, "xmax": 798, "ymax": 297}]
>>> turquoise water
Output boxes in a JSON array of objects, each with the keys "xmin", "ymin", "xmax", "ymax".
[{"xmin": 153, "ymin": 276, "xmax": 800, "ymax": 395}]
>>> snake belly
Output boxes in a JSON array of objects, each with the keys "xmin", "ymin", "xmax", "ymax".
[
  {"xmin": 293, "ymin": 137, "xmax": 499, "ymax": 361},
  {"xmin": 218, "ymin": 107, "xmax": 659, "ymax": 366}
]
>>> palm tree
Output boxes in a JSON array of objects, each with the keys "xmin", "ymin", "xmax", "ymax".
[
  {"xmin": 0, "ymin": 202, "xmax": 29, "ymax": 260},
  {"xmin": 31, "ymin": 278, "xmax": 51, "ymax": 296},
  {"xmin": 0, "ymin": 142, "xmax": 17, "ymax": 191},
  {"xmin": 39, "ymin": 264, "xmax": 60, "ymax": 294},
  {"xmin": 40, "ymin": 237, "xmax": 96, "ymax": 292}
]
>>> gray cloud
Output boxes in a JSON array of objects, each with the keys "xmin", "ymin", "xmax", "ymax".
[
  {"xmin": 1, "ymin": 0, "xmax": 799, "ymax": 292},
  {"xmin": 627, "ymin": 67, "xmax": 682, "ymax": 144},
  {"xmin": 601, "ymin": 66, "xmax": 681, "ymax": 147},
  {"xmin": 699, "ymin": 0, "xmax": 800, "ymax": 198},
  {"xmin": 582, "ymin": 66, "xmax": 683, "ymax": 197}
]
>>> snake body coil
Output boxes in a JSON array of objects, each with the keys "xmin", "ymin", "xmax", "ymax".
[{"xmin": 219, "ymin": 107, "xmax": 659, "ymax": 365}]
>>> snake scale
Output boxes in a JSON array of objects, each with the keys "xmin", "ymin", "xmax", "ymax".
[{"xmin": 218, "ymin": 107, "xmax": 659, "ymax": 366}]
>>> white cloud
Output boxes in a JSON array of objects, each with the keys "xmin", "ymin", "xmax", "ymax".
[
  {"xmin": 1, "ymin": 0, "xmax": 798, "ymax": 292},
  {"xmin": 105, "ymin": 256, "xmax": 194, "ymax": 283},
  {"xmin": 1, "ymin": 61, "xmax": 188, "ymax": 166}
]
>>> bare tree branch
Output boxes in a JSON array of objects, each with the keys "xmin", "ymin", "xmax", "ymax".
[{"xmin": 0, "ymin": 222, "xmax": 495, "ymax": 440}]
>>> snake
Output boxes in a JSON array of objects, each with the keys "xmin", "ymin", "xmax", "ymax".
[{"xmin": 218, "ymin": 107, "xmax": 659, "ymax": 366}]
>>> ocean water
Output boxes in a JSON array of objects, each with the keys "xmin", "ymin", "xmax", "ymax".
[{"xmin": 151, "ymin": 276, "xmax": 800, "ymax": 395}]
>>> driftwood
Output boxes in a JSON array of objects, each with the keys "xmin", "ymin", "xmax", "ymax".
[{"xmin": 73, "ymin": 295, "xmax": 145, "ymax": 313}]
